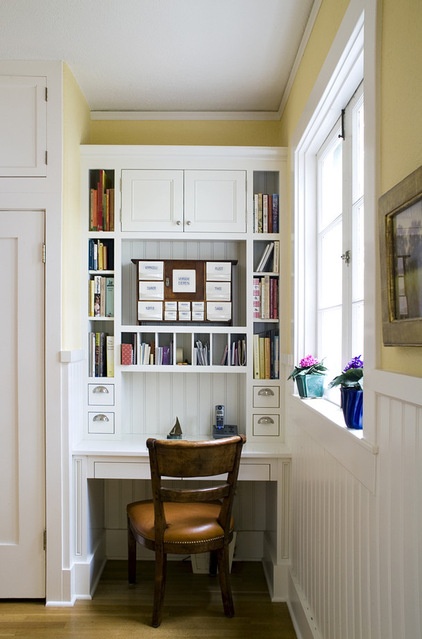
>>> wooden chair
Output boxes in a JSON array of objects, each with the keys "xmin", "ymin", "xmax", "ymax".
[{"xmin": 127, "ymin": 434, "xmax": 246, "ymax": 627}]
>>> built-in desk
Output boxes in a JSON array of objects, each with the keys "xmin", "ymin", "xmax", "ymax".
[{"xmin": 72, "ymin": 437, "xmax": 292, "ymax": 602}]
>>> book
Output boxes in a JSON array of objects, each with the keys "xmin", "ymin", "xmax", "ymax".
[
  {"xmin": 105, "ymin": 277, "xmax": 114, "ymax": 317},
  {"xmin": 262, "ymin": 194, "xmax": 269, "ymax": 233},
  {"xmin": 261, "ymin": 275, "xmax": 270, "ymax": 319},
  {"xmin": 253, "ymin": 277, "xmax": 261, "ymax": 319},
  {"xmin": 272, "ymin": 240, "xmax": 280, "ymax": 273},
  {"xmin": 272, "ymin": 194, "xmax": 279, "ymax": 233},
  {"xmin": 106, "ymin": 336, "xmax": 114, "ymax": 377},
  {"xmin": 121, "ymin": 343, "xmax": 133, "ymax": 365}
]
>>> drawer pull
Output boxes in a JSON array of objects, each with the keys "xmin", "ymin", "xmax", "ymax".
[
  {"xmin": 93, "ymin": 414, "xmax": 109, "ymax": 422},
  {"xmin": 258, "ymin": 388, "xmax": 274, "ymax": 397},
  {"xmin": 93, "ymin": 385, "xmax": 109, "ymax": 394},
  {"xmin": 258, "ymin": 416, "xmax": 274, "ymax": 424}
]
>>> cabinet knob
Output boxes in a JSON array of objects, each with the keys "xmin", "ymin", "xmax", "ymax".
[
  {"xmin": 186, "ymin": 220, "xmax": 192, "ymax": 226},
  {"xmin": 176, "ymin": 220, "xmax": 182, "ymax": 226},
  {"xmin": 258, "ymin": 388, "xmax": 274, "ymax": 396},
  {"xmin": 93, "ymin": 385, "xmax": 109, "ymax": 394},
  {"xmin": 257, "ymin": 416, "xmax": 274, "ymax": 424},
  {"xmin": 93, "ymin": 414, "xmax": 109, "ymax": 422}
]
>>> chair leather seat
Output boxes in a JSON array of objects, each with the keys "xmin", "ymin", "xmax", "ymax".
[{"xmin": 127, "ymin": 499, "xmax": 234, "ymax": 545}]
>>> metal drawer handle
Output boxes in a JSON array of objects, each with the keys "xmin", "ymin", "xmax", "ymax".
[
  {"xmin": 257, "ymin": 416, "xmax": 274, "ymax": 424},
  {"xmin": 258, "ymin": 388, "xmax": 274, "ymax": 396},
  {"xmin": 93, "ymin": 414, "xmax": 109, "ymax": 422},
  {"xmin": 93, "ymin": 385, "xmax": 109, "ymax": 394}
]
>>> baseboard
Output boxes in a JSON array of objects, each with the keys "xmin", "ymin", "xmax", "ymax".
[{"xmin": 287, "ymin": 571, "xmax": 322, "ymax": 639}]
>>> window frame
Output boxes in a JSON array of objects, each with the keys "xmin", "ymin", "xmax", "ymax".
[{"xmin": 293, "ymin": 13, "xmax": 368, "ymax": 434}]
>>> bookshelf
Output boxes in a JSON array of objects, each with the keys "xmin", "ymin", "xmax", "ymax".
[{"xmin": 81, "ymin": 146, "xmax": 286, "ymax": 444}]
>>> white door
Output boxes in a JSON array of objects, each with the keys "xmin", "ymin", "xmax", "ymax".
[{"xmin": 0, "ymin": 210, "xmax": 45, "ymax": 598}]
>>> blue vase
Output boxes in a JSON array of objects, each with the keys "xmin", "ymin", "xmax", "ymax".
[
  {"xmin": 340, "ymin": 388, "xmax": 363, "ymax": 429},
  {"xmin": 296, "ymin": 374, "xmax": 325, "ymax": 398}
]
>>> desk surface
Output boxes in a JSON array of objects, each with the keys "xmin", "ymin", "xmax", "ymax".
[{"xmin": 72, "ymin": 435, "xmax": 291, "ymax": 459}]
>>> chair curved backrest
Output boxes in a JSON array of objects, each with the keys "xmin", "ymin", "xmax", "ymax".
[{"xmin": 147, "ymin": 435, "xmax": 245, "ymax": 549}]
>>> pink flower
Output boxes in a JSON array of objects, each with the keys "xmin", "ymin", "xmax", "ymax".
[{"xmin": 299, "ymin": 355, "xmax": 319, "ymax": 368}]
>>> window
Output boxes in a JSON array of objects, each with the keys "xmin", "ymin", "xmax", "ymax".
[
  {"xmin": 316, "ymin": 85, "xmax": 364, "ymax": 393},
  {"xmin": 293, "ymin": 17, "xmax": 365, "ymax": 411}
]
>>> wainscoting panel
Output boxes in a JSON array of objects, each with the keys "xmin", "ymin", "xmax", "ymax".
[{"xmin": 288, "ymin": 374, "xmax": 422, "ymax": 639}]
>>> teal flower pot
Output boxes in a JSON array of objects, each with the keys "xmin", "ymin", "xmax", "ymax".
[
  {"xmin": 340, "ymin": 387, "xmax": 363, "ymax": 429},
  {"xmin": 296, "ymin": 374, "xmax": 325, "ymax": 398}
]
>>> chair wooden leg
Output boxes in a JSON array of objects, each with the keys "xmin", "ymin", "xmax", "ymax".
[
  {"xmin": 152, "ymin": 548, "xmax": 167, "ymax": 628},
  {"xmin": 127, "ymin": 519, "xmax": 137, "ymax": 584},
  {"xmin": 217, "ymin": 545, "xmax": 234, "ymax": 618}
]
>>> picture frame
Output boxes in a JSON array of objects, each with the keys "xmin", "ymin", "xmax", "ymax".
[{"xmin": 379, "ymin": 165, "xmax": 422, "ymax": 346}]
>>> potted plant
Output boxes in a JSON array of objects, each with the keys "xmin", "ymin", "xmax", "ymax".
[
  {"xmin": 288, "ymin": 355, "xmax": 327, "ymax": 398},
  {"xmin": 329, "ymin": 355, "xmax": 363, "ymax": 429}
]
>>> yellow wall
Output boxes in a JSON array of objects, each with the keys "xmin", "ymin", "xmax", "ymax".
[
  {"xmin": 90, "ymin": 118, "xmax": 280, "ymax": 147},
  {"xmin": 379, "ymin": 0, "xmax": 422, "ymax": 374},
  {"xmin": 63, "ymin": 64, "xmax": 91, "ymax": 349},
  {"xmin": 279, "ymin": 0, "xmax": 422, "ymax": 376}
]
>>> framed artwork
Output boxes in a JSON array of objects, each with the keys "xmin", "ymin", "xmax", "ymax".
[{"xmin": 379, "ymin": 165, "xmax": 422, "ymax": 345}]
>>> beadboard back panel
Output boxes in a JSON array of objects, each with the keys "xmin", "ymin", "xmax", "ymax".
[
  {"xmin": 288, "ymin": 384, "xmax": 422, "ymax": 639},
  {"xmin": 121, "ymin": 371, "xmax": 246, "ymax": 438}
]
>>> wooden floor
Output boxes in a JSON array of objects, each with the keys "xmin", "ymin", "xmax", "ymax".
[{"xmin": 0, "ymin": 560, "xmax": 297, "ymax": 638}]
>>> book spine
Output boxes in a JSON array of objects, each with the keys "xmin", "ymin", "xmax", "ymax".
[
  {"xmin": 272, "ymin": 194, "xmax": 279, "ymax": 233},
  {"xmin": 106, "ymin": 336, "xmax": 114, "ymax": 377},
  {"xmin": 253, "ymin": 277, "xmax": 261, "ymax": 319},
  {"xmin": 105, "ymin": 277, "xmax": 114, "ymax": 317},
  {"xmin": 262, "ymin": 194, "xmax": 268, "ymax": 233}
]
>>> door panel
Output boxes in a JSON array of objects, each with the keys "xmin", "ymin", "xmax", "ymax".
[
  {"xmin": 0, "ymin": 210, "xmax": 45, "ymax": 597},
  {"xmin": 0, "ymin": 75, "xmax": 47, "ymax": 177}
]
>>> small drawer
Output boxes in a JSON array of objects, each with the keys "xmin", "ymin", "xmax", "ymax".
[
  {"xmin": 88, "ymin": 383, "xmax": 115, "ymax": 406},
  {"xmin": 206, "ymin": 261, "xmax": 231, "ymax": 281},
  {"xmin": 253, "ymin": 386, "xmax": 280, "ymax": 408},
  {"xmin": 253, "ymin": 414, "xmax": 280, "ymax": 437},
  {"xmin": 206, "ymin": 281, "xmax": 231, "ymax": 301},
  {"xmin": 88, "ymin": 412, "xmax": 115, "ymax": 435}
]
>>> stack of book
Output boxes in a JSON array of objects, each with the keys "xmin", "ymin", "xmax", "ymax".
[
  {"xmin": 89, "ymin": 169, "xmax": 115, "ymax": 231},
  {"xmin": 230, "ymin": 338, "xmax": 247, "ymax": 366},
  {"xmin": 253, "ymin": 276, "xmax": 279, "ymax": 320},
  {"xmin": 194, "ymin": 340, "xmax": 210, "ymax": 366},
  {"xmin": 253, "ymin": 330, "xmax": 279, "ymax": 379},
  {"xmin": 89, "ymin": 332, "xmax": 114, "ymax": 377},
  {"xmin": 88, "ymin": 238, "xmax": 114, "ymax": 271},
  {"xmin": 155, "ymin": 345, "xmax": 172, "ymax": 365},
  {"xmin": 253, "ymin": 193, "xmax": 279, "ymax": 233},
  {"xmin": 89, "ymin": 276, "xmax": 114, "ymax": 317}
]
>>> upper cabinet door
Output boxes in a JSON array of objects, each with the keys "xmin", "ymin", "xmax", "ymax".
[
  {"xmin": 121, "ymin": 169, "xmax": 246, "ymax": 233},
  {"xmin": 184, "ymin": 170, "xmax": 246, "ymax": 233},
  {"xmin": 0, "ymin": 75, "xmax": 47, "ymax": 177},
  {"xmin": 121, "ymin": 169, "xmax": 184, "ymax": 232}
]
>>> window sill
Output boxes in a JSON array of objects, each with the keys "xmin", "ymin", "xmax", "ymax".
[{"xmin": 287, "ymin": 393, "xmax": 378, "ymax": 492}]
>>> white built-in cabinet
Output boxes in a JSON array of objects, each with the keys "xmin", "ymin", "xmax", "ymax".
[
  {"xmin": 80, "ymin": 145, "xmax": 286, "ymax": 447},
  {"xmin": 121, "ymin": 169, "xmax": 246, "ymax": 233}
]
